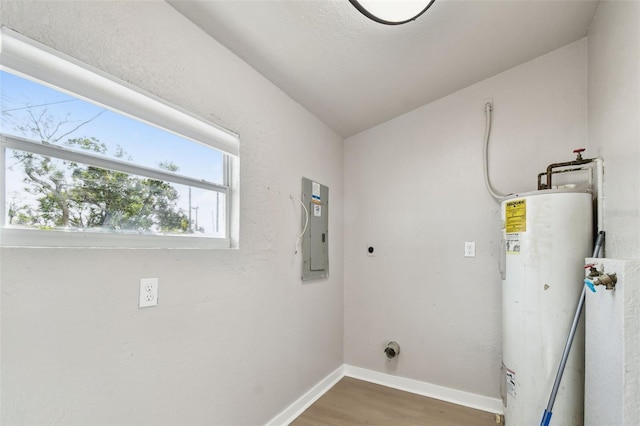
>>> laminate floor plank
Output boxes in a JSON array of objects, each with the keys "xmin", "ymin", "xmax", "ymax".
[{"xmin": 291, "ymin": 377, "xmax": 497, "ymax": 426}]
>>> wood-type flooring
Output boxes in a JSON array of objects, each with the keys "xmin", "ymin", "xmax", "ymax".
[{"xmin": 291, "ymin": 377, "xmax": 499, "ymax": 426}]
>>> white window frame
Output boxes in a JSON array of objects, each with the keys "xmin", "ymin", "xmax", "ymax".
[{"xmin": 0, "ymin": 27, "xmax": 239, "ymax": 249}]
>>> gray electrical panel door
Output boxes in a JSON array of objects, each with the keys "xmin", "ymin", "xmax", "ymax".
[{"xmin": 301, "ymin": 177, "xmax": 329, "ymax": 280}]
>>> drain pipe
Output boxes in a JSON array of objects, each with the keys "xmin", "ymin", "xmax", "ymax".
[{"xmin": 594, "ymin": 158, "xmax": 604, "ymax": 234}]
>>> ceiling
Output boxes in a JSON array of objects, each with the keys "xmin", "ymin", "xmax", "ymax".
[{"xmin": 168, "ymin": 0, "xmax": 600, "ymax": 138}]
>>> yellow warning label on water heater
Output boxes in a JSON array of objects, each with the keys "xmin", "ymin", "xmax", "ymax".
[{"xmin": 505, "ymin": 199, "xmax": 526, "ymax": 233}]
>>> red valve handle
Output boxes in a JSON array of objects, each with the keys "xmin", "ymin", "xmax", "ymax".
[{"xmin": 573, "ymin": 148, "xmax": 585, "ymax": 153}]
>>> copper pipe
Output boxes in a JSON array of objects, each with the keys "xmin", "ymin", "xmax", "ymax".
[
  {"xmin": 544, "ymin": 159, "xmax": 593, "ymax": 189},
  {"xmin": 538, "ymin": 167, "xmax": 590, "ymax": 190}
]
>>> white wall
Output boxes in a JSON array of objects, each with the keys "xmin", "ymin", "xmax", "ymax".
[
  {"xmin": 586, "ymin": 2, "xmax": 640, "ymax": 424},
  {"xmin": 0, "ymin": 2, "xmax": 344, "ymax": 425},
  {"xmin": 587, "ymin": 0, "xmax": 640, "ymax": 259},
  {"xmin": 585, "ymin": 258, "xmax": 640, "ymax": 426},
  {"xmin": 344, "ymin": 39, "xmax": 588, "ymax": 399},
  {"xmin": 3, "ymin": 1, "xmax": 638, "ymax": 424}
]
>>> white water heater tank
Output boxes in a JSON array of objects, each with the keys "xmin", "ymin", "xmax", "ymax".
[{"xmin": 501, "ymin": 190, "xmax": 592, "ymax": 426}]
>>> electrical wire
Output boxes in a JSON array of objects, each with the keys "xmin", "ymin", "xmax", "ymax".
[
  {"xmin": 483, "ymin": 102, "xmax": 509, "ymax": 203},
  {"xmin": 290, "ymin": 194, "xmax": 309, "ymax": 254},
  {"xmin": 1, "ymin": 99, "xmax": 79, "ymax": 113}
]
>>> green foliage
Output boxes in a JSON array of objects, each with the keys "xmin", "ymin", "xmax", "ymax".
[
  {"xmin": 158, "ymin": 161, "xmax": 179, "ymax": 172},
  {"xmin": 8, "ymin": 109, "xmax": 191, "ymax": 234}
]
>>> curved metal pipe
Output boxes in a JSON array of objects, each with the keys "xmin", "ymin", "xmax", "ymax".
[{"xmin": 483, "ymin": 102, "xmax": 509, "ymax": 203}]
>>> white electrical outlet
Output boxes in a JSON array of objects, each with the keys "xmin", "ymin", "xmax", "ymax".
[
  {"xmin": 139, "ymin": 278, "xmax": 158, "ymax": 308},
  {"xmin": 464, "ymin": 241, "xmax": 476, "ymax": 258}
]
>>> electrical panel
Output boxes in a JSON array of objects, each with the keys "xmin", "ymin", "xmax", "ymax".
[{"xmin": 301, "ymin": 177, "xmax": 329, "ymax": 280}]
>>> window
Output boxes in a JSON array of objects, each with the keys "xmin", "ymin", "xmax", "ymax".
[{"xmin": 0, "ymin": 27, "xmax": 239, "ymax": 248}]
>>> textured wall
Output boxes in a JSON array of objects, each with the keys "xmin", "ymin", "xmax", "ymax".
[
  {"xmin": 0, "ymin": 1, "xmax": 344, "ymax": 425},
  {"xmin": 587, "ymin": 0, "xmax": 640, "ymax": 260},
  {"xmin": 585, "ymin": 258, "xmax": 640, "ymax": 426},
  {"xmin": 344, "ymin": 39, "xmax": 588, "ymax": 400},
  {"xmin": 586, "ymin": 1, "xmax": 640, "ymax": 424}
]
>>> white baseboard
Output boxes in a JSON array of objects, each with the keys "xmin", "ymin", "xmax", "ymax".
[
  {"xmin": 344, "ymin": 365, "xmax": 504, "ymax": 415},
  {"xmin": 265, "ymin": 365, "xmax": 345, "ymax": 426},
  {"xmin": 265, "ymin": 364, "xmax": 503, "ymax": 425}
]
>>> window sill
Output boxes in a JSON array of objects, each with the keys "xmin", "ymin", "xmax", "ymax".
[{"xmin": 0, "ymin": 228, "xmax": 232, "ymax": 249}]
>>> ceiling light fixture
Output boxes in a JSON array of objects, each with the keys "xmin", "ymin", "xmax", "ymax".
[{"xmin": 348, "ymin": 0, "xmax": 436, "ymax": 25}]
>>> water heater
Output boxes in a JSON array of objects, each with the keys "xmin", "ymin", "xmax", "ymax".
[{"xmin": 501, "ymin": 189, "xmax": 592, "ymax": 425}]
